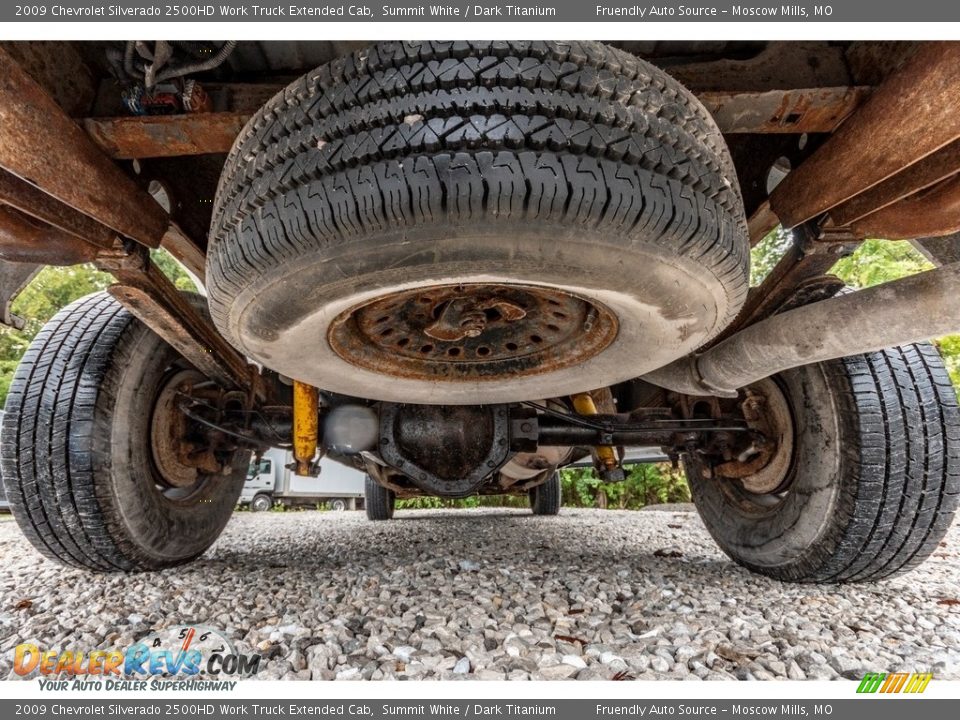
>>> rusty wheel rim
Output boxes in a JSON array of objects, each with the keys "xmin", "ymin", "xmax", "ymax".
[
  {"xmin": 328, "ymin": 283, "xmax": 619, "ymax": 382},
  {"xmin": 150, "ymin": 368, "xmax": 206, "ymax": 497}
]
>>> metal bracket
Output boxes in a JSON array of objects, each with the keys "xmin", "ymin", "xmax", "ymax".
[
  {"xmin": 710, "ymin": 221, "xmax": 861, "ymax": 346},
  {"xmin": 0, "ymin": 260, "xmax": 39, "ymax": 329},
  {"xmin": 98, "ymin": 244, "xmax": 260, "ymax": 400}
]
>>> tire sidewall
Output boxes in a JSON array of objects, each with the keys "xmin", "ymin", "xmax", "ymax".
[
  {"xmin": 95, "ymin": 321, "xmax": 248, "ymax": 567},
  {"xmin": 531, "ymin": 472, "xmax": 561, "ymax": 515},
  {"xmin": 687, "ymin": 362, "xmax": 853, "ymax": 580},
  {"xmin": 229, "ymin": 220, "xmax": 731, "ymax": 404}
]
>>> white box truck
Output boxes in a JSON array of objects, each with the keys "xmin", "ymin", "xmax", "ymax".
[{"xmin": 240, "ymin": 448, "xmax": 366, "ymax": 512}]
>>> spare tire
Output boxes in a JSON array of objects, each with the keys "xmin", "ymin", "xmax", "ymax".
[{"xmin": 208, "ymin": 41, "xmax": 748, "ymax": 404}]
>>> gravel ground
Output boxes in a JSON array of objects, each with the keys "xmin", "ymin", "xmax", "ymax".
[{"xmin": 1, "ymin": 507, "xmax": 958, "ymax": 681}]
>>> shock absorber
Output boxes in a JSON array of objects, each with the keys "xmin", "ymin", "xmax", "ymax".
[
  {"xmin": 570, "ymin": 392, "xmax": 624, "ymax": 482},
  {"xmin": 292, "ymin": 380, "xmax": 319, "ymax": 476}
]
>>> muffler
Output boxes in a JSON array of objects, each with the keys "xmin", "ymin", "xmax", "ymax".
[{"xmin": 645, "ymin": 262, "xmax": 960, "ymax": 397}]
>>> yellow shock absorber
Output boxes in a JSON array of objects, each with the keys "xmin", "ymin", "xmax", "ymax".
[
  {"xmin": 571, "ymin": 392, "xmax": 619, "ymax": 474},
  {"xmin": 292, "ymin": 380, "xmax": 319, "ymax": 476}
]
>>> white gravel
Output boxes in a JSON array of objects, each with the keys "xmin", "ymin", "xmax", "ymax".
[{"xmin": 1, "ymin": 507, "xmax": 958, "ymax": 681}]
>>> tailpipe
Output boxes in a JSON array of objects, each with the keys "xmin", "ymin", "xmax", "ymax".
[{"xmin": 645, "ymin": 262, "xmax": 960, "ymax": 397}]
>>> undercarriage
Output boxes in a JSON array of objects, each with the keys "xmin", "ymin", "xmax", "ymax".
[{"xmin": 1, "ymin": 40, "xmax": 958, "ymax": 582}]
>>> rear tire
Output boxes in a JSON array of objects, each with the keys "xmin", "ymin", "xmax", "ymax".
[
  {"xmin": 529, "ymin": 472, "xmax": 562, "ymax": 516},
  {"xmin": 207, "ymin": 41, "xmax": 748, "ymax": 405},
  {"xmin": 365, "ymin": 476, "xmax": 395, "ymax": 520},
  {"xmin": 329, "ymin": 498, "xmax": 348, "ymax": 512},
  {"xmin": 686, "ymin": 343, "xmax": 960, "ymax": 583},
  {"xmin": 251, "ymin": 493, "xmax": 273, "ymax": 512},
  {"xmin": 0, "ymin": 292, "xmax": 249, "ymax": 572}
]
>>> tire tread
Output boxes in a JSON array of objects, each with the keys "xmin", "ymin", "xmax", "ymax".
[
  {"xmin": 530, "ymin": 472, "xmax": 562, "ymax": 516},
  {"xmin": 206, "ymin": 41, "xmax": 748, "ymax": 352},
  {"xmin": 1, "ymin": 294, "xmax": 134, "ymax": 571}
]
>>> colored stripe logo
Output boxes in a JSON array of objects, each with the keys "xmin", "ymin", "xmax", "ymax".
[{"xmin": 857, "ymin": 672, "xmax": 933, "ymax": 694}]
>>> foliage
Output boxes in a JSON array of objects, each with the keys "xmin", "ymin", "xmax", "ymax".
[
  {"xmin": 150, "ymin": 249, "xmax": 198, "ymax": 292},
  {"xmin": 0, "ymin": 264, "xmax": 113, "ymax": 367},
  {"xmin": 831, "ymin": 238, "xmax": 934, "ymax": 287},
  {"xmin": 394, "ymin": 463, "xmax": 690, "ymax": 511},
  {"xmin": 937, "ymin": 335, "xmax": 960, "ymax": 389},
  {"xmin": 0, "ymin": 359, "xmax": 18, "ymax": 411},
  {"xmin": 396, "ymin": 494, "xmax": 529, "ymax": 510},
  {"xmin": 560, "ymin": 463, "xmax": 689, "ymax": 509},
  {"xmin": 750, "ymin": 227, "xmax": 792, "ymax": 286},
  {"xmin": 750, "ymin": 233, "xmax": 937, "ymax": 290},
  {"xmin": 0, "ymin": 251, "xmax": 195, "ymax": 408}
]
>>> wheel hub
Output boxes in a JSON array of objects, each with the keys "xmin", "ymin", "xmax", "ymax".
[
  {"xmin": 150, "ymin": 368, "xmax": 229, "ymax": 496},
  {"xmin": 328, "ymin": 283, "xmax": 618, "ymax": 382},
  {"xmin": 715, "ymin": 378, "xmax": 795, "ymax": 495},
  {"xmin": 151, "ymin": 369, "xmax": 205, "ymax": 490}
]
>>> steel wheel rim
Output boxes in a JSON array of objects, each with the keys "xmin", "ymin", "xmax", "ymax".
[{"xmin": 328, "ymin": 283, "xmax": 618, "ymax": 383}]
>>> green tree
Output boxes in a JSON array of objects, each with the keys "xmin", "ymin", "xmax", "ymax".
[
  {"xmin": 0, "ymin": 250, "xmax": 195, "ymax": 407},
  {"xmin": 831, "ymin": 238, "xmax": 934, "ymax": 287},
  {"xmin": 560, "ymin": 463, "xmax": 689, "ymax": 509},
  {"xmin": 0, "ymin": 264, "xmax": 114, "ymax": 362},
  {"xmin": 150, "ymin": 249, "xmax": 198, "ymax": 292},
  {"xmin": 937, "ymin": 335, "xmax": 960, "ymax": 389},
  {"xmin": 750, "ymin": 227, "xmax": 792, "ymax": 286},
  {"xmin": 392, "ymin": 462, "xmax": 691, "ymax": 512}
]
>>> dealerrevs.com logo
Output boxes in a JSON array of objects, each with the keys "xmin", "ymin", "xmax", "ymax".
[{"xmin": 12, "ymin": 625, "xmax": 260, "ymax": 691}]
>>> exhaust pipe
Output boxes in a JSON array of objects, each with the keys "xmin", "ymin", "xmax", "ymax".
[{"xmin": 645, "ymin": 262, "xmax": 960, "ymax": 397}]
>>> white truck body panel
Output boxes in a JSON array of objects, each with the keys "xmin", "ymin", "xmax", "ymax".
[{"xmin": 239, "ymin": 447, "xmax": 365, "ymax": 505}]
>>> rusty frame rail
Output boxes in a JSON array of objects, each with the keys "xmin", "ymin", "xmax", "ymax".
[
  {"xmin": 771, "ymin": 42, "xmax": 960, "ymax": 229},
  {"xmin": 0, "ymin": 167, "xmax": 119, "ymax": 251},
  {"xmin": 0, "ymin": 47, "xmax": 258, "ymax": 399},
  {"xmin": 99, "ymin": 245, "xmax": 258, "ymax": 397},
  {"xmin": 0, "ymin": 46, "xmax": 168, "ymax": 248},
  {"xmin": 76, "ymin": 86, "xmax": 878, "ymax": 162},
  {"xmin": 829, "ymin": 138, "xmax": 960, "ymax": 227},
  {"xmin": 0, "ymin": 205, "xmax": 100, "ymax": 265},
  {"xmin": 84, "ymin": 112, "xmax": 250, "ymax": 160},
  {"xmin": 698, "ymin": 86, "xmax": 870, "ymax": 134},
  {"xmin": 747, "ymin": 200, "xmax": 780, "ymax": 246},
  {"xmin": 852, "ymin": 174, "xmax": 960, "ymax": 240},
  {"xmin": 161, "ymin": 223, "xmax": 207, "ymax": 281}
]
